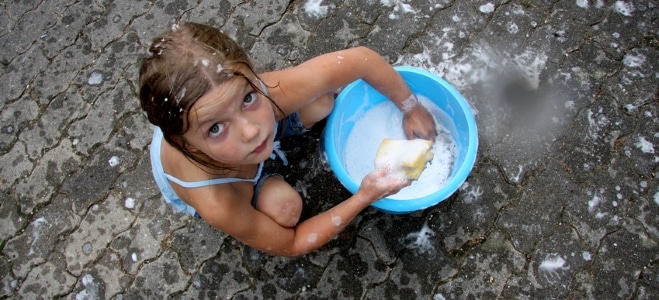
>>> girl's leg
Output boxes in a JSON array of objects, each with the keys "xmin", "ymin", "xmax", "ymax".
[
  {"xmin": 255, "ymin": 175, "xmax": 303, "ymax": 228},
  {"xmin": 298, "ymin": 92, "xmax": 335, "ymax": 129}
]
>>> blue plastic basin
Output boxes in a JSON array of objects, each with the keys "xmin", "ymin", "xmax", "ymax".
[{"xmin": 323, "ymin": 66, "xmax": 478, "ymax": 214}]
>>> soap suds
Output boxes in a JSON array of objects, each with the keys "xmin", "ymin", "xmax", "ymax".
[
  {"xmin": 479, "ymin": 3, "xmax": 495, "ymax": 13},
  {"xmin": 401, "ymin": 221, "xmax": 436, "ymax": 253},
  {"xmin": 108, "ymin": 156, "xmax": 120, "ymax": 167},
  {"xmin": 635, "ymin": 136, "xmax": 654, "ymax": 154},
  {"xmin": 75, "ymin": 274, "xmax": 101, "ymax": 300},
  {"xmin": 125, "ymin": 198, "xmax": 135, "ymax": 209},
  {"xmin": 344, "ymin": 96, "xmax": 456, "ymax": 200},
  {"xmin": 613, "ymin": 1, "xmax": 634, "ymax": 16},
  {"xmin": 539, "ymin": 253, "xmax": 569, "ymax": 282},
  {"xmin": 29, "ymin": 217, "xmax": 50, "ymax": 255},
  {"xmin": 87, "ymin": 71, "xmax": 104, "ymax": 85},
  {"xmin": 539, "ymin": 254, "xmax": 567, "ymax": 272},
  {"xmin": 306, "ymin": 233, "xmax": 318, "ymax": 244},
  {"xmin": 304, "ymin": 0, "xmax": 330, "ymax": 17},
  {"xmin": 330, "ymin": 214, "xmax": 343, "ymax": 227}
]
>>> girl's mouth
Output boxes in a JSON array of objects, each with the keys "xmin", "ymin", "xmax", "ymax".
[{"xmin": 252, "ymin": 137, "xmax": 268, "ymax": 154}]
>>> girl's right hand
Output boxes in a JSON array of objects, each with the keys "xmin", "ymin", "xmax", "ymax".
[{"xmin": 358, "ymin": 168, "xmax": 411, "ymax": 203}]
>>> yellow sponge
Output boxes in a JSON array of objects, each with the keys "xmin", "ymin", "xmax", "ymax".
[{"xmin": 375, "ymin": 138, "xmax": 434, "ymax": 180}]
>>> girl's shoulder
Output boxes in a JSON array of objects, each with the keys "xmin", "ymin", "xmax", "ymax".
[
  {"xmin": 160, "ymin": 142, "xmax": 257, "ymax": 216},
  {"xmin": 159, "ymin": 139, "xmax": 257, "ymax": 185}
]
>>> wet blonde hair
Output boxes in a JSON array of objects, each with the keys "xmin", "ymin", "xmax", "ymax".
[{"xmin": 139, "ymin": 22, "xmax": 272, "ymax": 169}]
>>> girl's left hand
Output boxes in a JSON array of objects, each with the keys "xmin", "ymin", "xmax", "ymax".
[{"xmin": 403, "ymin": 105, "xmax": 437, "ymax": 141}]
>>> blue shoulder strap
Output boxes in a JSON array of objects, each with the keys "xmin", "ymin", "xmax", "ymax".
[{"xmin": 163, "ymin": 163, "xmax": 263, "ymax": 188}]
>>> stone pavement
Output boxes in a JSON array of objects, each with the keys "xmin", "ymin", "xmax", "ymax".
[{"xmin": 1, "ymin": 0, "xmax": 657, "ymax": 298}]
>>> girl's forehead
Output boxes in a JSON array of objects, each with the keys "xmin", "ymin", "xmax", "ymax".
[{"xmin": 188, "ymin": 77, "xmax": 248, "ymax": 123}]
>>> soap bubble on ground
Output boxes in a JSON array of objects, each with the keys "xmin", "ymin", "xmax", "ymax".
[
  {"xmin": 459, "ymin": 182, "xmax": 484, "ymax": 204},
  {"xmin": 613, "ymin": 1, "xmax": 635, "ymax": 16},
  {"xmin": 382, "ymin": 0, "xmax": 419, "ymax": 19},
  {"xmin": 29, "ymin": 217, "xmax": 50, "ymax": 255},
  {"xmin": 400, "ymin": 221, "xmax": 436, "ymax": 254},
  {"xmin": 479, "ymin": 3, "xmax": 495, "ymax": 13},
  {"xmin": 108, "ymin": 156, "xmax": 120, "ymax": 167},
  {"xmin": 87, "ymin": 71, "xmax": 104, "ymax": 85},
  {"xmin": 433, "ymin": 294, "xmax": 447, "ymax": 300},
  {"xmin": 635, "ymin": 136, "xmax": 655, "ymax": 154},
  {"xmin": 303, "ymin": 0, "xmax": 331, "ymax": 18},
  {"xmin": 75, "ymin": 274, "xmax": 101, "ymax": 300},
  {"xmin": 125, "ymin": 198, "xmax": 135, "ymax": 209},
  {"xmin": 538, "ymin": 253, "xmax": 569, "ymax": 281}
]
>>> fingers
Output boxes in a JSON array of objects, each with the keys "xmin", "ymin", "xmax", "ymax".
[
  {"xmin": 408, "ymin": 125, "xmax": 437, "ymax": 141},
  {"xmin": 403, "ymin": 108, "xmax": 438, "ymax": 141},
  {"xmin": 361, "ymin": 167, "xmax": 411, "ymax": 200},
  {"xmin": 419, "ymin": 126, "xmax": 438, "ymax": 141},
  {"xmin": 404, "ymin": 126, "xmax": 415, "ymax": 140}
]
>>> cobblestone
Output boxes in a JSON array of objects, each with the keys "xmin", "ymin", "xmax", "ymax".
[{"xmin": 0, "ymin": 0, "xmax": 657, "ymax": 299}]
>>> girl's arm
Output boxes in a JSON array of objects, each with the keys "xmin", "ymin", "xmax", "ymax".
[
  {"xmin": 261, "ymin": 46, "xmax": 437, "ymax": 140},
  {"xmin": 197, "ymin": 168, "xmax": 408, "ymax": 256}
]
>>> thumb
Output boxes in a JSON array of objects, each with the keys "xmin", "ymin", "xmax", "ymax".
[{"xmin": 403, "ymin": 125, "xmax": 415, "ymax": 140}]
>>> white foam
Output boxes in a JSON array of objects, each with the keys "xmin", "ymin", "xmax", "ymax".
[
  {"xmin": 636, "ymin": 136, "xmax": 655, "ymax": 153},
  {"xmin": 539, "ymin": 254, "xmax": 566, "ymax": 272},
  {"xmin": 87, "ymin": 71, "xmax": 104, "ymax": 85},
  {"xmin": 344, "ymin": 96, "xmax": 456, "ymax": 200},
  {"xmin": 108, "ymin": 156, "xmax": 120, "ymax": 167},
  {"xmin": 623, "ymin": 53, "xmax": 646, "ymax": 68},
  {"xmin": 75, "ymin": 274, "xmax": 100, "ymax": 300},
  {"xmin": 304, "ymin": 0, "xmax": 329, "ymax": 18},
  {"xmin": 306, "ymin": 233, "xmax": 318, "ymax": 244},
  {"xmin": 125, "ymin": 197, "xmax": 135, "ymax": 209},
  {"xmin": 479, "ymin": 3, "xmax": 495, "ymax": 13},
  {"xmin": 402, "ymin": 221, "xmax": 436, "ymax": 253},
  {"xmin": 588, "ymin": 194, "xmax": 601, "ymax": 212},
  {"xmin": 330, "ymin": 214, "xmax": 343, "ymax": 227},
  {"xmin": 29, "ymin": 217, "xmax": 50, "ymax": 255},
  {"xmin": 613, "ymin": 1, "xmax": 634, "ymax": 16},
  {"xmin": 507, "ymin": 22, "xmax": 519, "ymax": 34}
]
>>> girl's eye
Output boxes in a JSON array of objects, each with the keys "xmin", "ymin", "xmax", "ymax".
[
  {"xmin": 209, "ymin": 123, "xmax": 225, "ymax": 137},
  {"xmin": 243, "ymin": 92, "xmax": 257, "ymax": 106}
]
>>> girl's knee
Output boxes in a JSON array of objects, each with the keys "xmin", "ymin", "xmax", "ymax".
[
  {"xmin": 256, "ymin": 177, "xmax": 303, "ymax": 227},
  {"xmin": 299, "ymin": 92, "xmax": 335, "ymax": 128}
]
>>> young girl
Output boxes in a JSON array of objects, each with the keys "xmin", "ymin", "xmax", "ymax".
[{"xmin": 139, "ymin": 22, "xmax": 437, "ymax": 256}]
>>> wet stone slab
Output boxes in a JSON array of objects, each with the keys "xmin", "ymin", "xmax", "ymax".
[{"xmin": 0, "ymin": 0, "xmax": 657, "ymax": 298}]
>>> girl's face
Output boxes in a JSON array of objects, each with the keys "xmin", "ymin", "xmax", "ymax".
[{"xmin": 183, "ymin": 76, "xmax": 275, "ymax": 167}]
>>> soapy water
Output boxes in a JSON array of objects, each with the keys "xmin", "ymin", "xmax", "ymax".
[{"xmin": 344, "ymin": 95, "xmax": 456, "ymax": 200}]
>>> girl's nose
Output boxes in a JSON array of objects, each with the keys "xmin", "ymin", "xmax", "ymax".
[{"xmin": 240, "ymin": 119, "xmax": 259, "ymax": 142}]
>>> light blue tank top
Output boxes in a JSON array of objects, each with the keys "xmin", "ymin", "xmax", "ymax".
[{"xmin": 149, "ymin": 127, "xmax": 265, "ymax": 216}]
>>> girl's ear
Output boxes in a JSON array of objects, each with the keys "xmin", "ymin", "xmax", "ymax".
[
  {"xmin": 172, "ymin": 136, "xmax": 198, "ymax": 152},
  {"xmin": 182, "ymin": 141, "xmax": 199, "ymax": 153}
]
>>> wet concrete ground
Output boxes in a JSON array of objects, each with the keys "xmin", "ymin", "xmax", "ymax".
[{"xmin": 1, "ymin": 0, "xmax": 657, "ymax": 299}]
